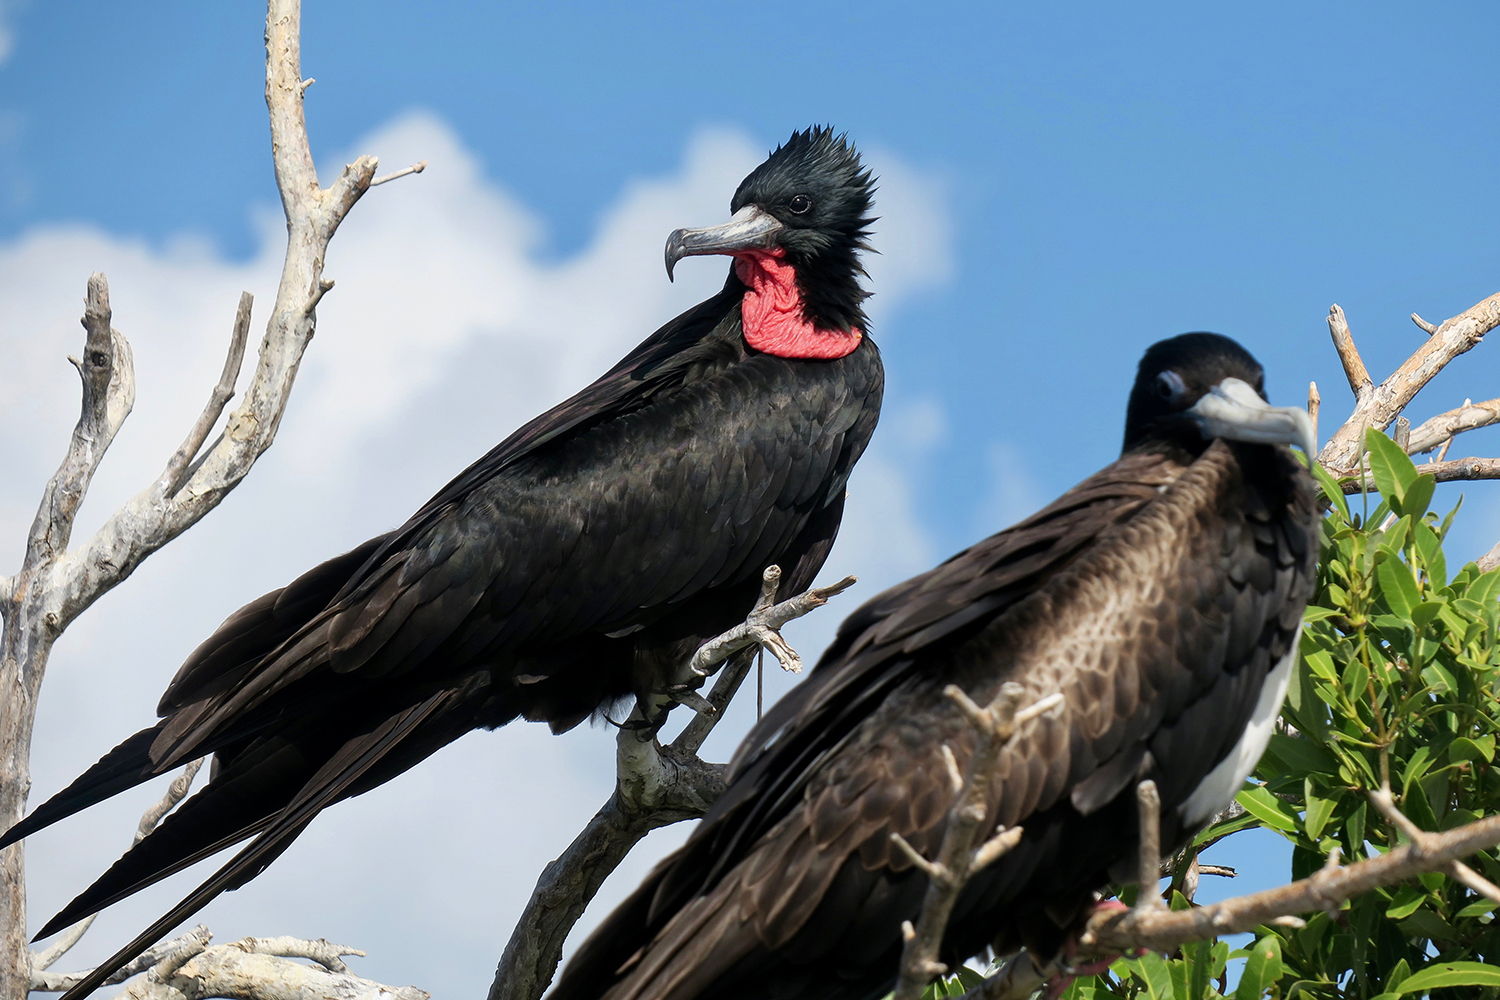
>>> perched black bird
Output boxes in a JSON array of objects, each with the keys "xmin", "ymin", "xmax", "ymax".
[
  {"xmin": 552, "ymin": 333, "xmax": 1320, "ymax": 1000},
  {"xmin": 6, "ymin": 127, "xmax": 884, "ymax": 998}
]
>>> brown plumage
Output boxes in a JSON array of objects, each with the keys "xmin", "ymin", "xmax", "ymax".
[{"xmin": 551, "ymin": 332, "xmax": 1321, "ymax": 1000}]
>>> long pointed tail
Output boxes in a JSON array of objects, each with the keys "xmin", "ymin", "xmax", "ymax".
[
  {"xmin": 51, "ymin": 687, "xmax": 465, "ymax": 1000},
  {"xmin": 0, "ymin": 725, "xmax": 167, "ymax": 852}
]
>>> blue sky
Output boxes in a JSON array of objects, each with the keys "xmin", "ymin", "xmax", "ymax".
[
  {"xmin": 3, "ymin": 2, "xmax": 1500, "ymax": 995},
  {"xmin": 8, "ymin": 3, "xmax": 1500, "ymax": 551}
]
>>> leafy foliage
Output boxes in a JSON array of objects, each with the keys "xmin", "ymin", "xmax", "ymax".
[{"xmin": 1051, "ymin": 432, "xmax": 1500, "ymax": 999}]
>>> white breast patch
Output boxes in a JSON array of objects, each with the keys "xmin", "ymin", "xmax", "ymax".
[{"xmin": 1178, "ymin": 622, "xmax": 1301, "ymax": 827}]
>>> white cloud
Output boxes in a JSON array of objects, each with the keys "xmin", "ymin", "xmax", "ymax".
[{"xmin": 0, "ymin": 114, "xmax": 950, "ymax": 996}]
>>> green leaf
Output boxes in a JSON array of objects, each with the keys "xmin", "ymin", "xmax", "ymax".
[
  {"xmin": 1303, "ymin": 778, "xmax": 1336, "ymax": 841},
  {"xmin": 1421, "ymin": 661, "xmax": 1461, "ymax": 695},
  {"xmin": 1377, "ymin": 552, "xmax": 1421, "ymax": 618},
  {"xmin": 1194, "ymin": 808, "xmax": 1258, "ymax": 846},
  {"xmin": 1391, "ymin": 961, "xmax": 1500, "ymax": 993},
  {"xmin": 1303, "ymin": 648, "xmax": 1339, "ymax": 684},
  {"xmin": 1186, "ymin": 938, "xmax": 1212, "ymax": 1000},
  {"xmin": 1384, "ymin": 884, "xmax": 1425, "ymax": 919},
  {"xmin": 1312, "ymin": 460, "xmax": 1352, "ymax": 521},
  {"xmin": 952, "ymin": 967, "xmax": 986, "ymax": 990},
  {"xmin": 1402, "ymin": 745, "xmax": 1434, "ymax": 795},
  {"xmin": 1386, "ymin": 957, "xmax": 1412, "ymax": 993},
  {"xmin": 1268, "ymin": 732, "xmax": 1338, "ymax": 774},
  {"xmin": 1413, "ymin": 518, "xmax": 1446, "ymax": 586},
  {"xmin": 1129, "ymin": 950, "xmax": 1177, "ymax": 1000},
  {"xmin": 1401, "ymin": 473, "xmax": 1436, "ymax": 520},
  {"xmin": 1366, "ymin": 428, "xmax": 1419, "ymax": 505},
  {"xmin": 1234, "ymin": 935, "xmax": 1283, "ymax": 999},
  {"xmin": 1399, "ymin": 908, "xmax": 1458, "ymax": 942},
  {"xmin": 1450, "ymin": 734, "xmax": 1495, "ymax": 764},
  {"xmin": 1457, "ymin": 899, "xmax": 1499, "ymax": 918},
  {"xmin": 1467, "ymin": 566, "xmax": 1500, "ymax": 607},
  {"xmin": 1237, "ymin": 785, "xmax": 1300, "ymax": 832}
]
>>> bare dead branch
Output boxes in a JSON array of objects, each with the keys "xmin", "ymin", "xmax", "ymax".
[
  {"xmin": 1072, "ymin": 809, "xmax": 1500, "ymax": 955},
  {"xmin": 1406, "ymin": 396, "xmax": 1500, "ymax": 455},
  {"xmin": 1477, "ymin": 540, "xmax": 1500, "ymax": 573},
  {"xmin": 890, "ymin": 685, "xmax": 1059, "ymax": 1000},
  {"xmin": 488, "ymin": 567, "xmax": 853, "ymax": 1000},
  {"xmin": 160, "ymin": 295, "xmax": 252, "ymax": 496},
  {"xmin": 1369, "ymin": 784, "xmax": 1500, "ymax": 905},
  {"xmin": 1135, "ymin": 780, "xmax": 1164, "ymax": 911},
  {"xmin": 0, "ymin": 2, "xmax": 421, "ymax": 995},
  {"xmin": 1331, "ymin": 455, "xmax": 1500, "ymax": 494},
  {"xmin": 94, "ymin": 932, "xmax": 429, "ymax": 1000},
  {"xmin": 1326, "ymin": 304, "xmax": 1372, "ymax": 405},
  {"xmin": 29, "ymin": 759, "xmax": 205, "ymax": 979},
  {"xmin": 1412, "ymin": 312, "xmax": 1439, "ymax": 335},
  {"xmin": 30, "ymin": 927, "xmax": 213, "ymax": 992},
  {"xmin": 371, "ymin": 160, "xmax": 428, "ymax": 186},
  {"xmin": 134, "ymin": 759, "xmax": 204, "ymax": 847},
  {"xmin": 1307, "ymin": 381, "xmax": 1319, "ymax": 429},
  {"xmin": 1320, "ymin": 290, "xmax": 1500, "ymax": 470}
]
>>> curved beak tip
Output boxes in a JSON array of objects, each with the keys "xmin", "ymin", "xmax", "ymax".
[
  {"xmin": 1189, "ymin": 378, "xmax": 1320, "ymax": 457},
  {"xmin": 664, "ymin": 229, "xmax": 688, "ymax": 282}
]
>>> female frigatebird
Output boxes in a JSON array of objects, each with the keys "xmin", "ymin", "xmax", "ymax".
[
  {"xmin": 6, "ymin": 127, "xmax": 884, "ymax": 999},
  {"xmin": 552, "ymin": 333, "xmax": 1320, "ymax": 1000}
]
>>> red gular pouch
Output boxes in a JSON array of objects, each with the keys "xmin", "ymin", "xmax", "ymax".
[{"xmin": 734, "ymin": 248, "xmax": 863, "ymax": 360}]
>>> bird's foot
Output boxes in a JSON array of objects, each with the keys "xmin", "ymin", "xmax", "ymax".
[
  {"xmin": 685, "ymin": 565, "xmax": 857, "ymax": 678},
  {"xmin": 1043, "ymin": 900, "xmax": 1142, "ymax": 999},
  {"xmin": 662, "ymin": 684, "xmax": 716, "ymax": 717}
]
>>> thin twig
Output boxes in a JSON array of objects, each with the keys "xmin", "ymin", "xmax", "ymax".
[
  {"xmin": 1406, "ymin": 396, "xmax": 1500, "ymax": 455},
  {"xmin": 1329, "ymin": 456, "xmax": 1500, "ymax": 494},
  {"xmin": 1136, "ymin": 780, "xmax": 1164, "ymax": 910},
  {"xmin": 890, "ymin": 685, "xmax": 1060, "ymax": 1000},
  {"xmin": 370, "ymin": 160, "xmax": 428, "ymax": 186},
  {"xmin": 1327, "ymin": 304, "xmax": 1372, "ymax": 403},
  {"xmin": 160, "ymin": 295, "xmax": 252, "ymax": 496},
  {"xmin": 1369, "ymin": 784, "xmax": 1500, "ymax": 905},
  {"xmin": 30, "ymin": 759, "xmax": 205, "ymax": 977},
  {"xmin": 1320, "ymin": 290, "xmax": 1500, "ymax": 469},
  {"xmin": 1073, "ymin": 809, "xmax": 1500, "ymax": 955},
  {"xmin": 488, "ymin": 570, "xmax": 851, "ymax": 1000}
]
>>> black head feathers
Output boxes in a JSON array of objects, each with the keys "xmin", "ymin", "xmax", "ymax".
[
  {"xmin": 1123, "ymin": 332, "xmax": 1314, "ymax": 458},
  {"xmin": 732, "ymin": 127, "xmax": 877, "ymax": 333}
]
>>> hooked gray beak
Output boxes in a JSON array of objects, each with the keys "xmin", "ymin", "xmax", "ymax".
[
  {"xmin": 1187, "ymin": 377, "xmax": 1318, "ymax": 457},
  {"xmin": 664, "ymin": 205, "xmax": 785, "ymax": 281}
]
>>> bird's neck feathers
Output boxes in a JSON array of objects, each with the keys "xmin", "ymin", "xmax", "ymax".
[{"xmin": 733, "ymin": 250, "xmax": 863, "ymax": 360}]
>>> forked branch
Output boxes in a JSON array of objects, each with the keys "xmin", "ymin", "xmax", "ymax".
[
  {"xmin": 0, "ymin": 1, "xmax": 426, "ymax": 997},
  {"xmin": 964, "ymin": 786, "xmax": 1500, "ymax": 1000},
  {"xmin": 488, "ymin": 565, "xmax": 857, "ymax": 1000}
]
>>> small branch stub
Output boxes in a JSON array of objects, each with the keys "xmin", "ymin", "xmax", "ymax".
[
  {"xmin": 890, "ymin": 685, "xmax": 1061, "ymax": 1000},
  {"xmin": 370, "ymin": 160, "xmax": 428, "ymax": 186}
]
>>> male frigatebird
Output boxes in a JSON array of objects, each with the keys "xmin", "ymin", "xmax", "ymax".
[
  {"xmin": 5, "ymin": 127, "xmax": 884, "ymax": 998},
  {"xmin": 551, "ymin": 332, "xmax": 1320, "ymax": 1000}
]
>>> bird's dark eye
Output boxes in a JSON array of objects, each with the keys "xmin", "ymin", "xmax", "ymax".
[
  {"xmin": 1155, "ymin": 370, "xmax": 1188, "ymax": 404},
  {"xmin": 788, "ymin": 194, "xmax": 813, "ymax": 215}
]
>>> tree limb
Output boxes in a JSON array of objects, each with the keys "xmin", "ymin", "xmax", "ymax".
[
  {"xmin": 1406, "ymin": 397, "xmax": 1500, "ymax": 456},
  {"xmin": 0, "ymin": 2, "xmax": 423, "ymax": 997},
  {"xmin": 963, "ymin": 796, "xmax": 1500, "ymax": 999},
  {"xmin": 1319, "ymin": 290, "xmax": 1500, "ymax": 470},
  {"xmin": 487, "ymin": 566, "xmax": 856, "ymax": 1000},
  {"xmin": 890, "ymin": 685, "xmax": 1061, "ymax": 1000}
]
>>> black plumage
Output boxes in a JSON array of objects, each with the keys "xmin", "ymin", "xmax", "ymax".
[
  {"xmin": 551, "ymin": 333, "xmax": 1320, "ymax": 1000},
  {"xmin": 6, "ymin": 127, "xmax": 884, "ymax": 998}
]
